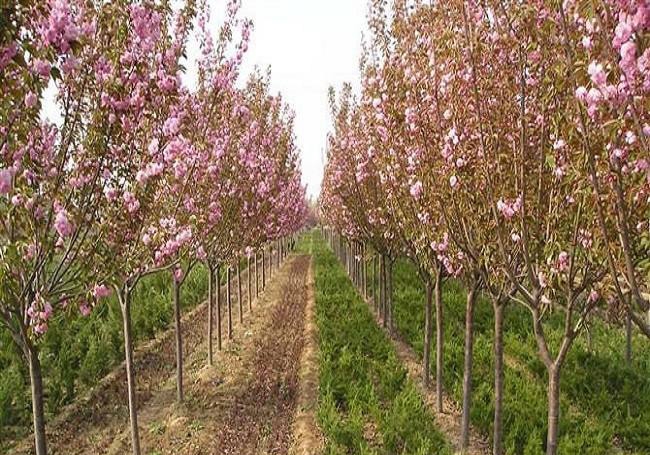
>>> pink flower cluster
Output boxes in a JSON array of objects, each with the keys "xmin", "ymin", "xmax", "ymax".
[{"xmin": 496, "ymin": 195, "xmax": 522, "ymax": 220}]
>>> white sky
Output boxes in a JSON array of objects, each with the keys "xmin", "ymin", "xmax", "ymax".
[{"xmin": 215, "ymin": 0, "xmax": 367, "ymax": 200}]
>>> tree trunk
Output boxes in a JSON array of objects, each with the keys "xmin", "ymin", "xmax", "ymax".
[
  {"xmin": 216, "ymin": 265, "xmax": 222, "ymax": 350},
  {"xmin": 435, "ymin": 271, "xmax": 444, "ymax": 413},
  {"xmin": 423, "ymin": 280, "xmax": 433, "ymax": 388},
  {"xmin": 546, "ymin": 366, "xmax": 561, "ymax": 455},
  {"xmin": 373, "ymin": 254, "xmax": 378, "ymax": 310},
  {"xmin": 247, "ymin": 256, "xmax": 252, "ymax": 311},
  {"xmin": 237, "ymin": 261, "xmax": 243, "ymax": 324},
  {"xmin": 362, "ymin": 244, "xmax": 367, "ymax": 299},
  {"xmin": 380, "ymin": 255, "xmax": 387, "ymax": 327},
  {"xmin": 227, "ymin": 266, "xmax": 233, "ymax": 339},
  {"xmin": 493, "ymin": 301, "xmax": 505, "ymax": 455},
  {"xmin": 119, "ymin": 287, "xmax": 141, "ymax": 455},
  {"xmin": 173, "ymin": 277, "xmax": 183, "ymax": 402},
  {"xmin": 27, "ymin": 345, "xmax": 48, "ymax": 455},
  {"xmin": 460, "ymin": 285, "xmax": 477, "ymax": 452},
  {"xmin": 387, "ymin": 259, "xmax": 393, "ymax": 334},
  {"xmin": 262, "ymin": 250, "xmax": 266, "ymax": 289},
  {"xmin": 255, "ymin": 253, "xmax": 259, "ymax": 297},
  {"xmin": 626, "ymin": 309, "xmax": 632, "ymax": 367},
  {"xmin": 207, "ymin": 265, "xmax": 214, "ymax": 366}
]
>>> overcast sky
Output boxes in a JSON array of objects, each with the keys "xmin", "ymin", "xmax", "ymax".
[{"xmin": 221, "ymin": 0, "xmax": 367, "ymax": 200}]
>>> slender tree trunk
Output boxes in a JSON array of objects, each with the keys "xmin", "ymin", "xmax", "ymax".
[
  {"xmin": 172, "ymin": 277, "xmax": 184, "ymax": 402},
  {"xmin": 237, "ymin": 261, "xmax": 243, "ymax": 324},
  {"xmin": 247, "ymin": 256, "xmax": 252, "ymax": 312},
  {"xmin": 262, "ymin": 250, "xmax": 266, "ymax": 289},
  {"xmin": 227, "ymin": 266, "xmax": 233, "ymax": 339},
  {"xmin": 435, "ymin": 271, "xmax": 444, "ymax": 413},
  {"xmin": 423, "ymin": 280, "xmax": 433, "ymax": 388},
  {"xmin": 27, "ymin": 345, "xmax": 47, "ymax": 455},
  {"xmin": 373, "ymin": 254, "xmax": 378, "ymax": 310},
  {"xmin": 626, "ymin": 309, "xmax": 632, "ymax": 367},
  {"xmin": 363, "ymin": 245, "xmax": 368, "ymax": 300},
  {"xmin": 207, "ymin": 265, "xmax": 214, "ymax": 366},
  {"xmin": 546, "ymin": 366, "xmax": 561, "ymax": 455},
  {"xmin": 493, "ymin": 301, "xmax": 505, "ymax": 455},
  {"xmin": 255, "ymin": 253, "xmax": 259, "ymax": 297},
  {"xmin": 216, "ymin": 265, "xmax": 222, "ymax": 350},
  {"xmin": 379, "ymin": 254, "xmax": 388, "ymax": 328},
  {"xmin": 119, "ymin": 287, "xmax": 141, "ymax": 455},
  {"xmin": 387, "ymin": 259, "xmax": 393, "ymax": 334},
  {"xmin": 460, "ymin": 285, "xmax": 477, "ymax": 452}
]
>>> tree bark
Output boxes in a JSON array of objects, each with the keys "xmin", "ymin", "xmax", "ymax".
[
  {"xmin": 460, "ymin": 284, "xmax": 477, "ymax": 452},
  {"xmin": 173, "ymin": 277, "xmax": 183, "ymax": 402},
  {"xmin": 227, "ymin": 266, "xmax": 233, "ymax": 339},
  {"xmin": 434, "ymin": 270, "xmax": 444, "ymax": 413},
  {"xmin": 247, "ymin": 256, "xmax": 252, "ymax": 312},
  {"xmin": 493, "ymin": 301, "xmax": 505, "ymax": 455},
  {"xmin": 119, "ymin": 287, "xmax": 141, "ymax": 455},
  {"xmin": 387, "ymin": 259, "xmax": 393, "ymax": 334},
  {"xmin": 237, "ymin": 261, "xmax": 243, "ymax": 324},
  {"xmin": 546, "ymin": 366, "xmax": 561, "ymax": 455},
  {"xmin": 262, "ymin": 250, "xmax": 266, "ymax": 289},
  {"xmin": 423, "ymin": 280, "xmax": 433, "ymax": 388},
  {"xmin": 207, "ymin": 265, "xmax": 214, "ymax": 366},
  {"xmin": 27, "ymin": 344, "xmax": 48, "ymax": 455},
  {"xmin": 216, "ymin": 265, "xmax": 222, "ymax": 350},
  {"xmin": 362, "ymin": 244, "xmax": 367, "ymax": 299},
  {"xmin": 626, "ymin": 309, "xmax": 632, "ymax": 367},
  {"xmin": 373, "ymin": 254, "xmax": 378, "ymax": 311},
  {"xmin": 255, "ymin": 252, "xmax": 259, "ymax": 297},
  {"xmin": 379, "ymin": 254, "xmax": 388, "ymax": 328}
]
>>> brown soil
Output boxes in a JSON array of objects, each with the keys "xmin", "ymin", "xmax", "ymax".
[
  {"xmin": 124, "ymin": 254, "xmax": 311, "ymax": 455},
  {"xmin": 288, "ymin": 258, "xmax": 324, "ymax": 455}
]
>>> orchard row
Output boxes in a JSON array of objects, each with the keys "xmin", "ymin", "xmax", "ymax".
[
  {"xmin": 320, "ymin": 1, "xmax": 648, "ymax": 455},
  {"xmin": 0, "ymin": 1, "xmax": 307, "ymax": 454}
]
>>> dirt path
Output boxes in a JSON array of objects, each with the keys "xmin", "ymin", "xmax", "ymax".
[
  {"xmin": 289, "ymin": 258, "xmax": 324, "ymax": 455},
  {"xmin": 118, "ymin": 254, "xmax": 311, "ymax": 455},
  {"xmin": 365, "ymin": 296, "xmax": 491, "ymax": 455}
]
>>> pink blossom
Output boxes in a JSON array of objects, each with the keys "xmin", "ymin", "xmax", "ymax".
[
  {"xmin": 613, "ymin": 21, "xmax": 632, "ymax": 48},
  {"xmin": 587, "ymin": 61, "xmax": 606, "ymax": 86},
  {"xmin": 92, "ymin": 284, "xmax": 111, "ymax": 299},
  {"xmin": 0, "ymin": 168, "xmax": 12, "ymax": 194},
  {"xmin": 587, "ymin": 289, "xmax": 599, "ymax": 304},
  {"xmin": 410, "ymin": 181, "xmax": 423, "ymax": 200},
  {"xmin": 123, "ymin": 191, "xmax": 140, "ymax": 213},
  {"xmin": 449, "ymin": 175, "xmax": 458, "ymax": 188},
  {"xmin": 538, "ymin": 272, "xmax": 547, "ymax": 288},
  {"xmin": 25, "ymin": 91, "xmax": 38, "ymax": 108},
  {"xmin": 54, "ymin": 209, "xmax": 74, "ymax": 238},
  {"xmin": 496, "ymin": 195, "xmax": 522, "ymax": 220},
  {"xmin": 163, "ymin": 116, "xmax": 180, "ymax": 137},
  {"xmin": 557, "ymin": 251, "xmax": 569, "ymax": 273},
  {"xmin": 34, "ymin": 323, "xmax": 49, "ymax": 335},
  {"xmin": 173, "ymin": 267, "xmax": 183, "ymax": 283},
  {"xmin": 79, "ymin": 302, "xmax": 92, "ymax": 317},
  {"xmin": 142, "ymin": 233, "xmax": 152, "ymax": 245}
]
